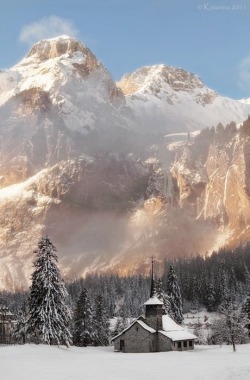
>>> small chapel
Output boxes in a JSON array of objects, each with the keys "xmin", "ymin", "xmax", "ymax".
[{"xmin": 112, "ymin": 262, "xmax": 196, "ymax": 353}]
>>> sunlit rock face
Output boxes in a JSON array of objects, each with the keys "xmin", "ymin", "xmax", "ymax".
[
  {"xmin": 170, "ymin": 126, "xmax": 250, "ymax": 248},
  {"xmin": 118, "ymin": 65, "xmax": 210, "ymax": 97},
  {"xmin": 117, "ymin": 64, "xmax": 250, "ymax": 133},
  {"xmin": 202, "ymin": 138, "xmax": 250, "ymax": 242},
  {"xmin": 1, "ymin": 36, "xmax": 250, "ymax": 290},
  {"xmin": 0, "ymin": 154, "xmax": 150, "ymax": 291},
  {"xmin": 26, "ymin": 35, "xmax": 91, "ymax": 61}
]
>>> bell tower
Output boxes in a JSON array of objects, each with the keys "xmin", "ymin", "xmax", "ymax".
[{"xmin": 144, "ymin": 257, "xmax": 163, "ymax": 330}]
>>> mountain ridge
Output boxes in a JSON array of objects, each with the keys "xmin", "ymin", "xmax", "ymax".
[{"xmin": 0, "ymin": 35, "xmax": 250, "ymax": 290}]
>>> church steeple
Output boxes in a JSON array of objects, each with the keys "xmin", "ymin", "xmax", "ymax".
[
  {"xmin": 145, "ymin": 257, "xmax": 163, "ymax": 331},
  {"xmin": 150, "ymin": 256, "xmax": 155, "ymax": 297}
]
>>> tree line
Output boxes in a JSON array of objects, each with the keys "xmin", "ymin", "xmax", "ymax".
[{"xmin": 1, "ymin": 239, "xmax": 250, "ymax": 349}]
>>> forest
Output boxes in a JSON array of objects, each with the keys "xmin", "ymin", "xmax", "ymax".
[
  {"xmin": 1, "ymin": 242, "xmax": 250, "ymax": 338},
  {"xmin": 2, "ymin": 243, "xmax": 250, "ymax": 317}
]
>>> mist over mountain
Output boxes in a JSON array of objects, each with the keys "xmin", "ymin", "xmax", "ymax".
[{"xmin": 0, "ymin": 35, "xmax": 250, "ymax": 290}]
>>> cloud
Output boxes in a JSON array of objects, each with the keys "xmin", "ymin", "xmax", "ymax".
[
  {"xmin": 238, "ymin": 55, "xmax": 250, "ymax": 91},
  {"xmin": 19, "ymin": 16, "xmax": 79, "ymax": 45}
]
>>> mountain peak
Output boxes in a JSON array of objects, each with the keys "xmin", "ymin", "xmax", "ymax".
[
  {"xmin": 26, "ymin": 35, "xmax": 87, "ymax": 62},
  {"xmin": 117, "ymin": 64, "xmax": 207, "ymax": 95}
]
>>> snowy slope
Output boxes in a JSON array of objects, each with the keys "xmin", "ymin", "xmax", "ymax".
[
  {"xmin": 240, "ymin": 98, "xmax": 250, "ymax": 105},
  {"xmin": 0, "ymin": 35, "xmax": 125, "ymax": 133},
  {"xmin": 1, "ymin": 344, "xmax": 250, "ymax": 380},
  {"xmin": 117, "ymin": 65, "xmax": 250, "ymax": 132},
  {"xmin": 1, "ymin": 37, "xmax": 250, "ymax": 140}
]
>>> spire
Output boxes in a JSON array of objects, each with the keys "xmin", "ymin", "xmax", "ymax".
[{"xmin": 150, "ymin": 256, "xmax": 155, "ymax": 297}]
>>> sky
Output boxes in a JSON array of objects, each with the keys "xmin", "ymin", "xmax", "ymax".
[{"xmin": 1, "ymin": 0, "xmax": 250, "ymax": 99}]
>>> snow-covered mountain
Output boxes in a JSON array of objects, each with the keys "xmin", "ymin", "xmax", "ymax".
[
  {"xmin": 117, "ymin": 64, "xmax": 250, "ymax": 133},
  {"xmin": 0, "ymin": 35, "xmax": 125, "ymax": 128},
  {"xmin": 1, "ymin": 35, "xmax": 250, "ymax": 290}
]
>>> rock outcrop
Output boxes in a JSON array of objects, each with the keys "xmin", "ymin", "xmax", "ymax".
[{"xmin": 170, "ymin": 123, "xmax": 250, "ymax": 247}]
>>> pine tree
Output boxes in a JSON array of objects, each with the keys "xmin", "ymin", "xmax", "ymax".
[
  {"xmin": 166, "ymin": 266, "xmax": 183, "ymax": 324},
  {"xmin": 112, "ymin": 317, "xmax": 124, "ymax": 337},
  {"xmin": 242, "ymin": 263, "xmax": 250, "ymax": 293},
  {"xmin": 190, "ymin": 275, "xmax": 201, "ymax": 310},
  {"xmin": 218, "ymin": 268, "xmax": 230, "ymax": 305},
  {"xmin": 72, "ymin": 288, "xmax": 96, "ymax": 346},
  {"xmin": 205, "ymin": 280, "xmax": 216, "ymax": 312},
  {"xmin": 155, "ymin": 278, "xmax": 172, "ymax": 316},
  {"xmin": 94, "ymin": 294, "xmax": 110, "ymax": 346},
  {"xmin": 28, "ymin": 236, "xmax": 72, "ymax": 346},
  {"xmin": 242, "ymin": 294, "xmax": 250, "ymax": 335}
]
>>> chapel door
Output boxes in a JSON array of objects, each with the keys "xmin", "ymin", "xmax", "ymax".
[{"xmin": 120, "ymin": 339, "xmax": 125, "ymax": 352}]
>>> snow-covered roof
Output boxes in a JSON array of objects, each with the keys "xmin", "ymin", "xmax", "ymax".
[
  {"xmin": 162, "ymin": 315, "xmax": 184, "ymax": 331},
  {"xmin": 144, "ymin": 295, "xmax": 163, "ymax": 305},
  {"xmin": 112, "ymin": 317, "xmax": 156, "ymax": 341},
  {"xmin": 159, "ymin": 330, "xmax": 197, "ymax": 341},
  {"xmin": 137, "ymin": 320, "xmax": 156, "ymax": 333},
  {"xmin": 160, "ymin": 315, "xmax": 196, "ymax": 341}
]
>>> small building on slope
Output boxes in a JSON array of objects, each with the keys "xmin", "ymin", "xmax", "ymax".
[
  {"xmin": 112, "ymin": 295, "xmax": 196, "ymax": 353},
  {"xmin": 0, "ymin": 305, "xmax": 15, "ymax": 344}
]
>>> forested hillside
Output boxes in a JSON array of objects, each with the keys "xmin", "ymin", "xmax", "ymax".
[{"xmin": 1, "ymin": 243, "xmax": 250, "ymax": 319}]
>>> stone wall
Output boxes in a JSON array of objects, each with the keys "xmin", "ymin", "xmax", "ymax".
[
  {"xmin": 114, "ymin": 322, "xmax": 155, "ymax": 353},
  {"xmin": 145, "ymin": 305, "xmax": 163, "ymax": 330},
  {"xmin": 158, "ymin": 333, "xmax": 172, "ymax": 352}
]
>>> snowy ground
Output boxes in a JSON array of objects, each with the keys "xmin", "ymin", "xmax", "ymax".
[{"xmin": 1, "ymin": 344, "xmax": 250, "ymax": 380}]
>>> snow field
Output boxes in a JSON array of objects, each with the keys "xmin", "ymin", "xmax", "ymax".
[{"xmin": 1, "ymin": 343, "xmax": 250, "ymax": 380}]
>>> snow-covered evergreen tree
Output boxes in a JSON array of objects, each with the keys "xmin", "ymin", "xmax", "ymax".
[
  {"xmin": 242, "ymin": 263, "xmax": 250, "ymax": 293},
  {"xmin": 112, "ymin": 317, "xmax": 124, "ymax": 337},
  {"xmin": 72, "ymin": 288, "xmax": 96, "ymax": 346},
  {"xmin": 28, "ymin": 236, "xmax": 72, "ymax": 346},
  {"xmin": 166, "ymin": 266, "xmax": 183, "ymax": 324},
  {"xmin": 155, "ymin": 278, "xmax": 172, "ymax": 316},
  {"xmin": 94, "ymin": 295, "xmax": 110, "ymax": 346},
  {"xmin": 102, "ymin": 282, "xmax": 116, "ymax": 317},
  {"xmin": 242, "ymin": 293, "xmax": 250, "ymax": 335},
  {"xmin": 205, "ymin": 280, "xmax": 216, "ymax": 312}
]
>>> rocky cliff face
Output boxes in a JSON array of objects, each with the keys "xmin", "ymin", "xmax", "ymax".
[
  {"xmin": 0, "ymin": 154, "xmax": 150, "ymax": 290},
  {"xmin": 118, "ymin": 65, "xmax": 210, "ymax": 97},
  {"xmin": 0, "ymin": 36, "xmax": 250, "ymax": 289},
  {"xmin": 170, "ymin": 122, "xmax": 250, "ymax": 248}
]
